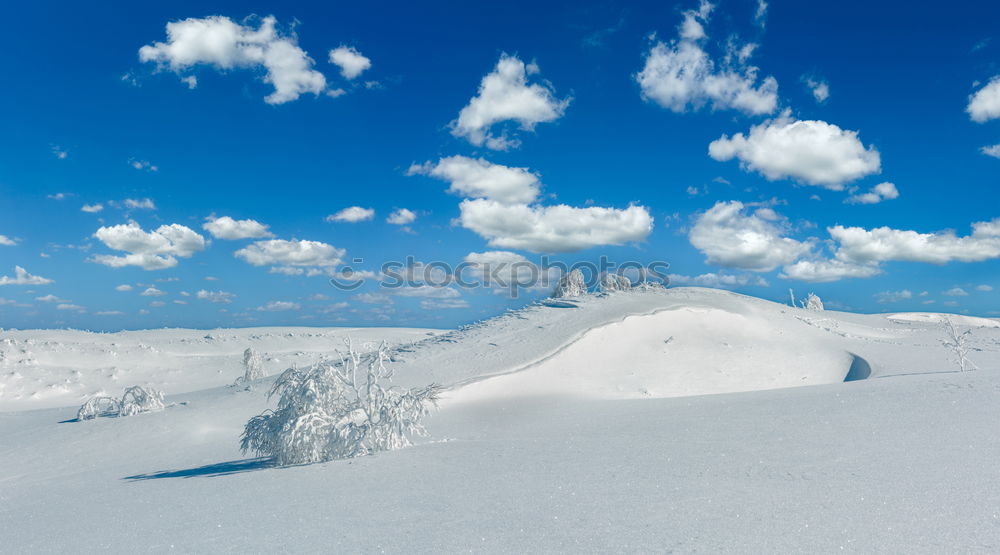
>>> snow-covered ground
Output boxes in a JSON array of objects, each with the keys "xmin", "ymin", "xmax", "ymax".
[{"xmin": 2, "ymin": 287, "xmax": 1000, "ymax": 552}]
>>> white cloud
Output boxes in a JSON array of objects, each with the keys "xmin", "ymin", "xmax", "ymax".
[
  {"xmin": 408, "ymin": 156, "xmax": 541, "ymax": 204},
  {"xmin": 0, "ymin": 266, "xmax": 54, "ymax": 286},
  {"xmin": 355, "ymin": 292, "xmax": 393, "ymax": 305},
  {"xmin": 977, "ymin": 284, "xmax": 994, "ymax": 292},
  {"xmin": 386, "ymin": 208, "xmax": 416, "ymax": 225},
  {"xmin": 196, "ymin": 289, "xmax": 235, "ymax": 303},
  {"xmin": 874, "ymin": 290, "xmax": 912, "ymax": 303},
  {"xmin": 203, "ymin": 216, "xmax": 273, "ymax": 239},
  {"xmin": 148, "ymin": 301, "xmax": 166, "ymax": 307},
  {"xmin": 140, "ymin": 286, "xmax": 166, "ymax": 297},
  {"xmin": 0, "ymin": 235, "xmax": 17, "ymax": 246},
  {"xmin": 35, "ymin": 294, "xmax": 68, "ymax": 303},
  {"xmin": 754, "ymin": 0, "xmax": 768, "ymax": 27},
  {"xmin": 81, "ymin": 203, "xmax": 104, "ymax": 213},
  {"xmin": 394, "ymin": 285, "xmax": 461, "ymax": 299},
  {"xmin": 459, "ymin": 199, "xmax": 653, "ymax": 253},
  {"xmin": 96, "ymin": 310, "xmax": 125, "ymax": 316},
  {"xmin": 115, "ymin": 284, "xmax": 133, "ymax": 292},
  {"xmin": 709, "ymin": 112, "xmax": 881, "ymax": 189},
  {"xmin": 967, "ymin": 77, "xmax": 1000, "ymax": 122},
  {"xmin": 462, "ymin": 250, "xmax": 559, "ymax": 291},
  {"xmin": 803, "ymin": 76, "xmax": 829, "ymax": 103},
  {"xmin": 420, "ymin": 298, "xmax": 469, "ymax": 310},
  {"xmin": 256, "ymin": 300, "xmax": 301, "ymax": 311},
  {"xmin": 57, "ymin": 303, "xmax": 85, "ymax": 312},
  {"xmin": 668, "ymin": 272, "xmax": 769, "ymax": 288},
  {"xmin": 318, "ymin": 302, "xmax": 349, "ymax": 313},
  {"xmin": 91, "ymin": 222, "xmax": 206, "ymax": 270},
  {"xmin": 943, "ymin": 287, "xmax": 969, "ymax": 297},
  {"xmin": 779, "ymin": 258, "xmax": 882, "ymax": 282},
  {"xmin": 328, "ymin": 46, "xmax": 371, "ymax": 79},
  {"xmin": 451, "ymin": 54, "xmax": 570, "ymax": 150},
  {"xmin": 124, "ymin": 198, "xmax": 157, "ymax": 210},
  {"xmin": 47, "ymin": 193, "xmax": 68, "ymax": 200},
  {"xmin": 846, "ymin": 182, "xmax": 899, "ymax": 205},
  {"xmin": 52, "ymin": 145, "xmax": 68, "ymax": 159},
  {"xmin": 827, "ymin": 220, "xmax": 1000, "ymax": 264},
  {"xmin": 139, "ymin": 15, "xmax": 328, "ymax": 104},
  {"xmin": 688, "ymin": 201, "xmax": 811, "ymax": 272},
  {"xmin": 326, "ymin": 207, "xmax": 375, "ymax": 223},
  {"xmin": 129, "ymin": 159, "xmax": 158, "ymax": 172},
  {"xmin": 981, "ymin": 144, "xmax": 1000, "ymax": 159},
  {"xmin": 235, "ymin": 239, "xmax": 345, "ymax": 267},
  {"xmin": 636, "ymin": 2, "xmax": 778, "ymax": 116}
]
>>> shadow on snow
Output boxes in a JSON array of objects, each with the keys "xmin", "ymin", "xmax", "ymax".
[{"xmin": 124, "ymin": 457, "xmax": 275, "ymax": 481}]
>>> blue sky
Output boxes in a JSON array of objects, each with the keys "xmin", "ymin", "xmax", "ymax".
[{"xmin": 2, "ymin": 0, "xmax": 1000, "ymax": 330}]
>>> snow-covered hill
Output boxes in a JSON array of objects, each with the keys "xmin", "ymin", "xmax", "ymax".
[{"xmin": 3, "ymin": 287, "xmax": 1000, "ymax": 552}]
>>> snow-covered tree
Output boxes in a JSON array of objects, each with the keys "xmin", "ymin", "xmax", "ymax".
[
  {"xmin": 598, "ymin": 272, "xmax": 632, "ymax": 293},
  {"xmin": 552, "ymin": 269, "xmax": 588, "ymax": 298},
  {"xmin": 240, "ymin": 339, "xmax": 442, "ymax": 466},
  {"xmin": 805, "ymin": 293, "xmax": 824, "ymax": 311},
  {"xmin": 234, "ymin": 347, "xmax": 266, "ymax": 388},
  {"xmin": 77, "ymin": 385, "xmax": 165, "ymax": 421},
  {"xmin": 942, "ymin": 319, "xmax": 978, "ymax": 372}
]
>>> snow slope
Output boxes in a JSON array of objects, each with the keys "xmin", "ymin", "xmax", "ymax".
[{"xmin": 2, "ymin": 288, "xmax": 1000, "ymax": 552}]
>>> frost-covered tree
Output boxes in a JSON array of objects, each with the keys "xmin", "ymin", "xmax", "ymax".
[
  {"xmin": 240, "ymin": 339, "xmax": 441, "ymax": 466},
  {"xmin": 234, "ymin": 347, "xmax": 266, "ymax": 388},
  {"xmin": 598, "ymin": 272, "xmax": 632, "ymax": 293},
  {"xmin": 942, "ymin": 319, "xmax": 978, "ymax": 372},
  {"xmin": 552, "ymin": 269, "xmax": 588, "ymax": 298},
  {"xmin": 805, "ymin": 293, "xmax": 824, "ymax": 311},
  {"xmin": 77, "ymin": 385, "xmax": 165, "ymax": 421}
]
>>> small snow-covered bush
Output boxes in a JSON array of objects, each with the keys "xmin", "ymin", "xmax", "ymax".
[
  {"xmin": 77, "ymin": 396, "xmax": 120, "ymax": 421},
  {"xmin": 942, "ymin": 319, "xmax": 978, "ymax": 372},
  {"xmin": 77, "ymin": 385, "xmax": 165, "ymax": 421},
  {"xmin": 234, "ymin": 347, "xmax": 266, "ymax": 388},
  {"xmin": 119, "ymin": 386, "xmax": 165, "ymax": 416},
  {"xmin": 598, "ymin": 272, "xmax": 632, "ymax": 293},
  {"xmin": 805, "ymin": 293, "xmax": 824, "ymax": 311},
  {"xmin": 240, "ymin": 339, "xmax": 441, "ymax": 466},
  {"xmin": 552, "ymin": 269, "xmax": 588, "ymax": 298}
]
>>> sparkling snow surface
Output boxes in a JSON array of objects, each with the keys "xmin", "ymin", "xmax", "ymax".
[{"xmin": 2, "ymin": 288, "xmax": 1000, "ymax": 552}]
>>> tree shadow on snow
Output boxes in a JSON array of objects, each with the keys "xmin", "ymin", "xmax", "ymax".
[{"xmin": 123, "ymin": 457, "xmax": 275, "ymax": 481}]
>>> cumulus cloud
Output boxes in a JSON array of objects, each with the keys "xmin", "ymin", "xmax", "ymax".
[
  {"xmin": 196, "ymin": 289, "xmax": 235, "ymax": 303},
  {"xmin": 981, "ymin": 144, "xmax": 1000, "ymax": 159},
  {"xmin": 636, "ymin": 1, "xmax": 778, "ymax": 116},
  {"xmin": 91, "ymin": 222, "xmax": 206, "ymax": 270},
  {"xmin": 668, "ymin": 272, "xmax": 769, "ymax": 288},
  {"xmin": 325, "ymin": 207, "xmax": 375, "ymax": 223},
  {"xmin": 846, "ymin": 182, "xmax": 899, "ymax": 205},
  {"xmin": 451, "ymin": 54, "xmax": 570, "ymax": 150},
  {"xmin": 203, "ymin": 216, "xmax": 273, "ymax": 239},
  {"xmin": 81, "ymin": 203, "xmax": 104, "ymax": 213},
  {"xmin": 977, "ymin": 284, "xmax": 994, "ymax": 292},
  {"xmin": 0, "ymin": 235, "xmax": 17, "ymax": 246},
  {"xmin": 462, "ymin": 250, "xmax": 559, "ymax": 291},
  {"xmin": 688, "ymin": 201, "xmax": 811, "ymax": 272},
  {"xmin": 420, "ymin": 298, "xmax": 470, "ymax": 310},
  {"xmin": 235, "ymin": 239, "xmax": 345, "ymax": 268},
  {"xmin": 139, "ymin": 15, "xmax": 328, "ymax": 104},
  {"xmin": 408, "ymin": 156, "xmax": 540, "ymax": 204},
  {"xmin": 802, "ymin": 76, "xmax": 829, "ymax": 103},
  {"xmin": 709, "ymin": 112, "xmax": 881, "ymax": 189},
  {"xmin": 140, "ymin": 286, "xmax": 166, "ymax": 297},
  {"xmin": 943, "ymin": 287, "xmax": 969, "ymax": 297},
  {"xmin": 874, "ymin": 290, "xmax": 912, "ymax": 303},
  {"xmin": 129, "ymin": 159, "xmax": 158, "ymax": 172},
  {"xmin": 393, "ymin": 285, "xmax": 461, "ymax": 299},
  {"xmin": 124, "ymin": 198, "xmax": 157, "ymax": 210},
  {"xmin": 35, "ymin": 294, "xmax": 68, "ymax": 303},
  {"xmin": 115, "ymin": 284, "xmax": 133, "ymax": 292},
  {"xmin": 967, "ymin": 77, "xmax": 1000, "ymax": 122},
  {"xmin": 57, "ymin": 303, "xmax": 85, "ymax": 312},
  {"xmin": 386, "ymin": 208, "xmax": 417, "ymax": 225},
  {"xmin": 0, "ymin": 266, "xmax": 54, "ymax": 286},
  {"xmin": 328, "ymin": 46, "xmax": 371, "ymax": 79},
  {"xmin": 256, "ymin": 300, "xmax": 301, "ymax": 311},
  {"xmin": 779, "ymin": 258, "xmax": 882, "ymax": 282},
  {"xmin": 459, "ymin": 199, "xmax": 653, "ymax": 253}
]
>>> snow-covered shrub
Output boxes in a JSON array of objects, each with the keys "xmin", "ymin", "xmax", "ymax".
[
  {"xmin": 119, "ymin": 386, "xmax": 165, "ymax": 416},
  {"xmin": 76, "ymin": 385, "xmax": 165, "ymax": 421},
  {"xmin": 598, "ymin": 272, "xmax": 632, "ymax": 293},
  {"xmin": 942, "ymin": 319, "xmax": 978, "ymax": 372},
  {"xmin": 234, "ymin": 347, "xmax": 266, "ymax": 388},
  {"xmin": 240, "ymin": 339, "xmax": 442, "ymax": 466},
  {"xmin": 76, "ymin": 396, "xmax": 120, "ymax": 421},
  {"xmin": 552, "ymin": 269, "xmax": 588, "ymax": 298},
  {"xmin": 805, "ymin": 293, "xmax": 824, "ymax": 311}
]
